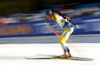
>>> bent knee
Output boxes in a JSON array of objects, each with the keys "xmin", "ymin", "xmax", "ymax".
[{"xmin": 59, "ymin": 39, "xmax": 66, "ymax": 44}]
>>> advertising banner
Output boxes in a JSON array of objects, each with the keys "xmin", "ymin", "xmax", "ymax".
[
  {"xmin": 0, "ymin": 15, "xmax": 100, "ymax": 38},
  {"xmin": 0, "ymin": 20, "xmax": 54, "ymax": 38}
]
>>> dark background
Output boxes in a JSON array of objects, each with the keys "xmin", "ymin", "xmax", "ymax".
[{"xmin": 0, "ymin": 0, "xmax": 100, "ymax": 16}]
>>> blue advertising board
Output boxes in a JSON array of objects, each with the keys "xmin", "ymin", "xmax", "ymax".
[
  {"xmin": 0, "ymin": 15, "xmax": 100, "ymax": 38},
  {"xmin": 71, "ymin": 16, "xmax": 100, "ymax": 34},
  {"xmin": 0, "ymin": 20, "xmax": 55, "ymax": 38}
]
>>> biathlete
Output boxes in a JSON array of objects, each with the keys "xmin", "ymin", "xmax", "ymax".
[{"xmin": 45, "ymin": 10, "xmax": 79, "ymax": 58}]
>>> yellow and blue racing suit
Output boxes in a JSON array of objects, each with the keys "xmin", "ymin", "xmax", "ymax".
[{"xmin": 52, "ymin": 14, "xmax": 74, "ymax": 53}]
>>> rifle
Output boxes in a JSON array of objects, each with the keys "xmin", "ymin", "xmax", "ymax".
[{"xmin": 48, "ymin": 4, "xmax": 80, "ymax": 28}]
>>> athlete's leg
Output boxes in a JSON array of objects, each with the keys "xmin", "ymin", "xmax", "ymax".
[
  {"xmin": 61, "ymin": 43, "xmax": 71, "ymax": 56},
  {"xmin": 59, "ymin": 27, "xmax": 74, "ymax": 58}
]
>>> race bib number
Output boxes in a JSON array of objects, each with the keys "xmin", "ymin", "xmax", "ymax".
[{"xmin": 62, "ymin": 31, "xmax": 69, "ymax": 38}]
